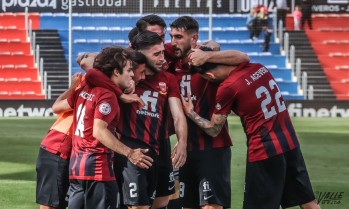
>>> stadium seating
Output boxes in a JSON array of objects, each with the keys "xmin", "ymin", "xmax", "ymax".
[
  {"xmin": 304, "ymin": 15, "xmax": 349, "ymax": 100},
  {"xmin": 0, "ymin": 13, "xmax": 303, "ymax": 99},
  {"xmin": 0, "ymin": 12, "xmax": 40, "ymax": 29},
  {"xmin": 38, "ymin": 13, "xmax": 301, "ymax": 100},
  {"xmin": 0, "ymin": 13, "xmax": 44, "ymax": 99}
]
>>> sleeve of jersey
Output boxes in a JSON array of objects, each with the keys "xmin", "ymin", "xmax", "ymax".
[
  {"xmin": 85, "ymin": 68, "xmax": 123, "ymax": 97},
  {"xmin": 94, "ymin": 92, "xmax": 119, "ymax": 125},
  {"xmin": 167, "ymin": 73, "xmax": 181, "ymax": 98},
  {"xmin": 213, "ymin": 84, "xmax": 235, "ymax": 116}
]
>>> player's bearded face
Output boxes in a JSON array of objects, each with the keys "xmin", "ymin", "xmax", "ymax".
[
  {"xmin": 141, "ymin": 44, "xmax": 165, "ymax": 73},
  {"xmin": 170, "ymin": 28, "xmax": 192, "ymax": 58}
]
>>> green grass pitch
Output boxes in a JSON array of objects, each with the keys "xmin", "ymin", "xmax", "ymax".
[{"xmin": 0, "ymin": 117, "xmax": 348, "ymax": 209}]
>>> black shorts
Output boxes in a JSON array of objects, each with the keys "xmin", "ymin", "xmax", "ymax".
[
  {"xmin": 156, "ymin": 138, "xmax": 175, "ymax": 197},
  {"xmin": 243, "ymin": 147, "xmax": 316, "ymax": 209},
  {"xmin": 114, "ymin": 137, "xmax": 158, "ymax": 206},
  {"xmin": 179, "ymin": 147, "xmax": 231, "ymax": 208},
  {"xmin": 36, "ymin": 148, "xmax": 69, "ymax": 209},
  {"xmin": 68, "ymin": 179, "xmax": 119, "ymax": 209}
]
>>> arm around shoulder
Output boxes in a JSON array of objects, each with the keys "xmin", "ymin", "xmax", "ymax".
[{"xmin": 205, "ymin": 50, "xmax": 250, "ymax": 66}]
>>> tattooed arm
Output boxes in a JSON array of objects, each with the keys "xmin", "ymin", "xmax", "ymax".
[{"xmin": 181, "ymin": 95, "xmax": 228, "ymax": 137}]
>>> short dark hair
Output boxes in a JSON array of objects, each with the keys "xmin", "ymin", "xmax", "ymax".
[
  {"xmin": 136, "ymin": 20, "xmax": 151, "ymax": 33},
  {"xmin": 93, "ymin": 46, "xmax": 134, "ymax": 78},
  {"xmin": 131, "ymin": 31, "xmax": 163, "ymax": 51},
  {"xmin": 170, "ymin": 16, "xmax": 199, "ymax": 34},
  {"xmin": 138, "ymin": 14, "xmax": 167, "ymax": 29},
  {"xmin": 128, "ymin": 27, "xmax": 139, "ymax": 43},
  {"xmin": 127, "ymin": 49, "xmax": 147, "ymax": 69}
]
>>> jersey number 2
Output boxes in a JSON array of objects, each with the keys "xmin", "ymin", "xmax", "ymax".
[{"xmin": 255, "ymin": 79, "xmax": 286, "ymax": 119}]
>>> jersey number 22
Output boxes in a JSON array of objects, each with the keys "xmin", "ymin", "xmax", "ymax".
[{"xmin": 255, "ymin": 79, "xmax": 286, "ymax": 119}]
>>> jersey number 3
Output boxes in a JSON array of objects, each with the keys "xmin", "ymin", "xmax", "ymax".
[{"xmin": 256, "ymin": 79, "xmax": 286, "ymax": 119}]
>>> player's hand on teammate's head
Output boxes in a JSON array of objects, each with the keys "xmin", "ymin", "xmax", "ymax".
[
  {"xmin": 119, "ymin": 94, "xmax": 145, "ymax": 110},
  {"xmin": 127, "ymin": 148, "xmax": 153, "ymax": 169},
  {"xmin": 188, "ymin": 48, "xmax": 209, "ymax": 67},
  {"xmin": 180, "ymin": 94, "xmax": 194, "ymax": 116}
]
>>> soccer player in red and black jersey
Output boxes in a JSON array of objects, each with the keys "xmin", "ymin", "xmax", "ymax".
[
  {"xmin": 119, "ymin": 31, "xmax": 187, "ymax": 209},
  {"xmin": 36, "ymin": 52, "xmax": 145, "ymax": 209},
  {"xmin": 35, "ymin": 53, "xmax": 97, "ymax": 209},
  {"xmin": 164, "ymin": 16, "xmax": 250, "ymax": 209},
  {"xmin": 133, "ymin": 15, "xmax": 181, "ymax": 209},
  {"xmin": 181, "ymin": 59, "xmax": 320, "ymax": 209},
  {"xmin": 136, "ymin": 14, "xmax": 250, "ymax": 209},
  {"xmin": 85, "ymin": 32, "xmax": 187, "ymax": 209},
  {"xmin": 36, "ymin": 72, "xmax": 82, "ymax": 209},
  {"xmin": 51, "ymin": 46, "xmax": 153, "ymax": 209}
]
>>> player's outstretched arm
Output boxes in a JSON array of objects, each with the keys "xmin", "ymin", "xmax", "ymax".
[
  {"xmin": 189, "ymin": 48, "xmax": 250, "ymax": 66},
  {"xmin": 168, "ymin": 97, "xmax": 188, "ymax": 169},
  {"xmin": 181, "ymin": 94, "xmax": 227, "ymax": 137},
  {"xmin": 93, "ymin": 119, "xmax": 153, "ymax": 169}
]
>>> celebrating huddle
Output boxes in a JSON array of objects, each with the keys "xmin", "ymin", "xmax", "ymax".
[{"xmin": 36, "ymin": 15, "xmax": 320, "ymax": 209}]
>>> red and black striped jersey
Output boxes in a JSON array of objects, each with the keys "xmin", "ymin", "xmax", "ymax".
[
  {"xmin": 214, "ymin": 62, "xmax": 299, "ymax": 162},
  {"xmin": 164, "ymin": 43, "xmax": 232, "ymax": 151},
  {"xmin": 83, "ymin": 68, "xmax": 180, "ymax": 154},
  {"xmin": 118, "ymin": 71, "xmax": 180, "ymax": 154},
  {"xmin": 40, "ymin": 78, "xmax": 87, "ymax": 159},
  {"xmin": 67, "ymin": 84, "xmax": 120, "ymax": 181}
]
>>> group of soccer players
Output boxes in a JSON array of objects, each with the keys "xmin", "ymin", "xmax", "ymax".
[{"xmin": 35, "ymin": 14, "xmax": 321, "ymax": 209}]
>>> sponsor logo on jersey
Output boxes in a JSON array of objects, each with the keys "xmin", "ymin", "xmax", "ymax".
[
  {"xmin": 137, "ymin": 91, "xmax": 160, "ymax": 118},
  {"xmin": 202, "ymin": 181, "xmax": 211, "ymax": 192},
  {"xmin": 99, "ymin": 103, "xmax": 111, "ymax": 115}
]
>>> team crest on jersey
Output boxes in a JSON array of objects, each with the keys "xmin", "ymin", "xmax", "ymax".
[
  {"xmin": 99, "ymin": 102, "xmax": 111, "ymax": 115},
  {"xmin": 215, "ymin": 103, "xmax": 222, "ymax": 111},
  {"xmin": 159, "ymin": 82, "xmax": 167, "ymax": 95}
]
